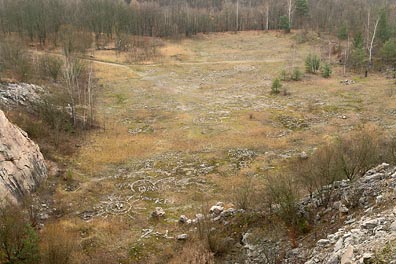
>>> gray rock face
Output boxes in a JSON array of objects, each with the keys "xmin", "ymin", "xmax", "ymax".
[{"xmin": 0, "ymin": 110, "xmax": 47, "ymax": 203}]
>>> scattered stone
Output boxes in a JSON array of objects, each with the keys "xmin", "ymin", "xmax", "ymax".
[
  {"xmin": 299, "ymin": 151, "xmax": 309, "ymax": 160},
  {"xmin": 361, "ymin": 219, "xmax": 378, "ymax": 229},
  {"xmin": 339, "ymin": 204, "xmax": 349, "ymax": 214},
  {"xmin": 362, "ymin": 253, "xmax": 374, "ymax": 263},
  {"xmin": 220, "ymin": 208, "xmax": 236, "ymax": 218},
  {"xmin": 151, "ymin": 207, "xmax": 166, "ymax": 218},
  {"xmin": 176, "ymin": 234, "xmax": 189, "ymax": 240},
  {"xmin": 179, "ymin": 215, "xmax": 188, "ymax": 224},
  {"xmin": 390, "ymin": 221, "xmax": 396, "ymax": 231},
  {"xmin": 317, "ymin": 239, "xmax": 330, "ymax": 246},
  {"xmin": 39, "ymin": 213, "xmax": 49, "ymax": 220},
  {"xmin": 376, "ymin": 195, "xmax": 383, "ymax": 204},
  {"xmin": 340, "ymin": 79, "xmax": 356, "ymax": 85},
  {"xmin": 210, "ymin": 205, "xmax": 224, "ymax": 216},
  {"xmin": 341, "ymin": 246, "xmax": 354, "ymax": 264}
]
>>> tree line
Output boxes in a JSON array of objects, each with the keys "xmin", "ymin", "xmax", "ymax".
[{"xmin": 1, "ymin": 0, "xmax": 396, "ymax": 43}]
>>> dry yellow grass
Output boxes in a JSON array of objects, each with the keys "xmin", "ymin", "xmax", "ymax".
[
  {"xmin": 77, "ymin": 124, "xmax": 159, "ymax": 173},
  {"xmin": 45, "ymin": 30, "xmax": 396, "ymax": 262}
]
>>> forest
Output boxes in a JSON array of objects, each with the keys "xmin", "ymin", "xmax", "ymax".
[{"xmin": 0, "ymin": 0, "xmax": 396, "ymax": 42}]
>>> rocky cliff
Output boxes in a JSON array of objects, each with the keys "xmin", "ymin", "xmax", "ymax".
[{"xmin": 0, "ymin": 109, "xmax": 47, "ymax": 204}]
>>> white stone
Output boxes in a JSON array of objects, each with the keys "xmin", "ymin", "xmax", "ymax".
[{"xmin": 176, "ymin": 234, "xmax": 188, "ymax": 240}]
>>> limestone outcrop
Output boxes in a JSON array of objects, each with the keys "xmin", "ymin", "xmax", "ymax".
[{"xmin": 0, "ymin": 110, "xmax": 47, "ymax": 203}]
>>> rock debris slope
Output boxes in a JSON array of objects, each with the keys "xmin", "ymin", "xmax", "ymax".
[
  {"xmin": 241, "ymin": 163, "xmax": 396, "ymax": 263},
  {"xmin": 0, "ymin": 83, "xmax": 45, "ymax": 110},
  {"xmin": 0, "ymin": 109, "xmax": 47, "ymax": 203}
]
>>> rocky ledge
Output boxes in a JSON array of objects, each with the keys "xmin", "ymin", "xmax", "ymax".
[{"xmin": 0, "ymin": 109, "xmax": 47, "ymax": 204}]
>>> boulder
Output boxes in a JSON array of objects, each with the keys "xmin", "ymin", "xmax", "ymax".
[
  {"xmin": 0, "ymin": 110, "xmax": 47, "ymax": 204},
  {"xmin": 341, "ymin": 246, "xmax": 354, "ymax": 264},
  {"xmin": 151, "ymin": 207, "xmax": 165, "ymax": 218},
  {"xmin": 210, "ymin": 205, "xmax": 224, "ymax": 216},
  {"xmin": 176, "ymin": 234, "xmax": 188, "ymax": 240}
]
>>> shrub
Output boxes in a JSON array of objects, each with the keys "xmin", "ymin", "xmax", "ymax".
[
  {"xmin": 305, "ymin": 54, "xmax": 320, "ymax": 74},
  {"xmin": 0, "ymin": 204, "xmax": 40, "ymax": 264},
  {"xmin": 39, "ymin": 55, "xmax": 63, "ymax": 82},
  {"xmin": 291, "ymin": 67, "xmax": 303, "ymax": 81},
  {"xmin": 232, "ymin": 175, "xmax": 261, "ymax": 211},
  {"xmin": 59, "ymin": 25, "xmax": 93, "ymax": 57},
  {"xmin": 293, "ymin": 144, "xmax": 342, "ymax": 207},
  {"xmin": 321, "ymin": 63, "xmax": 332, "ymax": 78},
  {"xmin": 271, "ymin": 78, "xmax": 282, "ymax": 94},
  {"xmin": 265, "ymin": 173, "xmax": 309, "ymax": 234},
  {"xmin": 0, "ymin": 39, "xmax": 32, "ymax": 81},
  {"xmin": 334, "ymin": 129, "xmax": 380, "ymax": 180}
]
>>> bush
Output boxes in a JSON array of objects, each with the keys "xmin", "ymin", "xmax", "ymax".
[
  {"xmin": 291, "ymin": 67, "xmax": 303, "ymax": 81},
  {"xmin": 271, "ymin": 78, "xmax": 282, "ymax": 94},
  {"xmin": 321, "ymin": 63, "xmax": 332, "ymax": 78},
  {"xmin": 334, "ymin": 128, "xmax": 380, "ymax": 181},
  {"xmin": 39, "ymin": 55, "xmax": 63, "ymax": 82},
  {"xmin": 305, "ymin": 54, "xmax": 320, "ymax": 74},
  {"xmin": 0, "ymin": 204, "xmax": 40, "ymax": 264},
  {"xmin": 0, "ymin": 39, "xmax": 32, "ymax": 81},
  {"xmin": 293, "ymin": 144, "xmax": 342, "ymax": 207},
  {"xmin": 232, "ymin": 175, "xmax": 262, "ymax": 211},
  {"xmin": 265, "ymin": 173, "xmax": 309, "ymax": 234},
  {"xmin": 59, "ymin": 25, "xmax": 93, "ymax": 57}
]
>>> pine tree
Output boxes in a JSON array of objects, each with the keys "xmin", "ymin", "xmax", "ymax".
[
  {"xmin": 337, "ymin": 24, "xmax": 348, "ymax": 40},
  {"xmin": 279, "ymin": 16, "xmax": 291, "ymax": 33},
  {"xmin": 295, "ymin": 0, "xmax": 309, "ymax": 17},
  {"xmin": 380, "ymin": 39, "xmax": 396, "ymax": 67},
  {"xmin": 353, "ymin": 32, "xmax": 364, "ymax": 49},
  {"xmin": 377, "ymin": 9, "xmax": 390, "ymax": 43}
]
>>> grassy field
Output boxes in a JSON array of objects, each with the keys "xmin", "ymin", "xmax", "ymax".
[{"xmin": 49, "ymin": 31, "xmax": 396, "ymax": 262}]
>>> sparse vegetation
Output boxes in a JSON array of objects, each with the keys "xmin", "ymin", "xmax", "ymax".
[
  {"xmin": 0, "ymin": 39, "xmax": 32, "ymax": 81},
  {"xmin": 271, "ymin": 78, "xmax": 282, "ymax": 94},
  {"xmin": 321, "ymin": 63, "xmax": 332, "ymax": 78},
  {"xmin": 291, "ymin": 67, "xmax": 303, "ymax": 81},
  {"xmin": 305, "ymin": 54, "xmax": 320, "ymax": 74},
  {"xmin": 38, "ymin": 55, "xmax": 63, "ymax": 82},
  {"xmin": 0, "ymin": 204, "xmax": 40, "ymax": 264}
]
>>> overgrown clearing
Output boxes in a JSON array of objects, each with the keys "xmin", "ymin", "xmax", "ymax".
[{"xmin": 48, "ymin": 31, "xmax": 396, "ymax": 262}]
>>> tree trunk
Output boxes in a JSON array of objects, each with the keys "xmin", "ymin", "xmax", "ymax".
[{"xmin": 367, "ymin": 16, "xmax": 380, "ymax": 76}]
